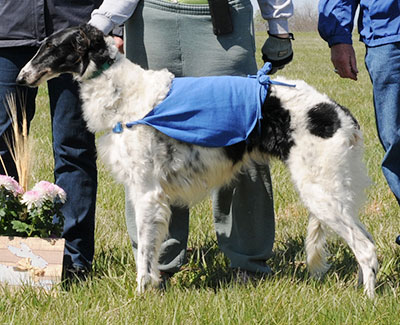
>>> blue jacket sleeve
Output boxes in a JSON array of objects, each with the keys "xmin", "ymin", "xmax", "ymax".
[{"xmin": 318, "ymin": 0, "xmax": 359, "ymax": 47}]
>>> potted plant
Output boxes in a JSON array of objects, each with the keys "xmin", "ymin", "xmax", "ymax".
[
  {"xmin": 0, "ymin": 176, "xmax": 66, "ymax": 238},
  {"xmin": 0, "ymin": 94, "xmax": 66, "ymax": 290}
]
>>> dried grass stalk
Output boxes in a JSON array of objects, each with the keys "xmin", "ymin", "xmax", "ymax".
[{"xmin": 0, "ymin": 92, "xmax": 31, "ymax": 191}]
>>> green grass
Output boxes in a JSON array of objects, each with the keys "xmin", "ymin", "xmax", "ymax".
[{"xmin": 1, "ymin": 32, "xmax": 400, "ymax": 324}]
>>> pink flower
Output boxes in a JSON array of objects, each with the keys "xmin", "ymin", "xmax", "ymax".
[
  {"xmin": 31, "ymin": 181, "xmax": 67, "ymax": 203},
  {"xmin": 21, "ymin": 182, "xmax": 66, "ymax": 210},
  {"xmin": 0, "ymin": 174, "xmax": 24, "ymax": 196},
  {"xmin": 21, "ymin": 190, "xmax": 44, "ymax": 209}
]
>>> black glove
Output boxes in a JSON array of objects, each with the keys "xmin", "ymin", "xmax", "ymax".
[{"xmin": 261, "ymin": 32, "xmax": 294, "ymax": 74}]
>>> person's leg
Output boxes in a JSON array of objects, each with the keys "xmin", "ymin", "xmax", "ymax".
[
  {"xmin": 124, "ymin": 3, "xmax": 190, "ymax": 274},
  {"xmin": 212, "ymin": 164, "xmax": 274, "ymax": 274},
  {"xmin": 179, "ymin": 0, "xmax": 274, "ymax": 274},
  {"xmin": 365, "ymin": 43, "xmax": 400, "ymax": 206},
  {"xmin": 47, "ymin": 74, "xmax": 97, "ymax": 272},
  {"xmin": 124, "ymin": 0, "xmax": 275, "ymax": 275},
  {"xmin": 124, "ymin": 1, "xmax": 185, "ymax": 74},
  {"xmin": 0, "ymin": 47, "xmax": 37, "ymax": 179}
]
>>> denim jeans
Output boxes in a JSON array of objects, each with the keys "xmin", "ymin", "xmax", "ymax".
[
  {"xmin": 0, "ymin": 47, "xmax": 97, "ymax": 270},
  {"xmin": 365, "ymin": 43, "xmax": 400, "ymax": 205}
]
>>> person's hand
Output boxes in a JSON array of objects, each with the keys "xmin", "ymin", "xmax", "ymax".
[
  {"xmin": 330, "ymin": 43, "xmax": 358, "ymax": 80},
  {"xmin": 261, "ymin": 32, "xmax": 294, "ymax": 74},
  {"xmin": 113, "ymin": 36, "xmax": 124, "ymax": 53}
]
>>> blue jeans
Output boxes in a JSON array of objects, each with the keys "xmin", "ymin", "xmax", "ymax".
[
  {"xmin": 0, "ymin": 47, "xmax": 97, "ymax": 270},
  {"xmin": 365, "ymin": 43, "xmax": 400, "ymax": 205}
]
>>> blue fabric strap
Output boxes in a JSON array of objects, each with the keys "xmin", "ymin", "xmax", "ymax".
[{"xmin": 114, "ymin": 63, "xmax": 296, "ymax": 147}]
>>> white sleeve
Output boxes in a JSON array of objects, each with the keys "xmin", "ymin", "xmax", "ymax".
[
  {"xmin": 257, "ymin": 0, "xmax": 294, "ymax": 34},
  {"xmin": 88, "ymin": 0, "xmax": 140, "ymax": 35}
]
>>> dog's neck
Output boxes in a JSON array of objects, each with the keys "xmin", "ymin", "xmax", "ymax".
[{"xmin": 87, "ymin": 59, "xmax": 115, "ymax": 80}]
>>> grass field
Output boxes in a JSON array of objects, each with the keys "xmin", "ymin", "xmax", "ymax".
[{"xmin": 1, "ymin": 32, "xmax": 399, "ymax": 324}]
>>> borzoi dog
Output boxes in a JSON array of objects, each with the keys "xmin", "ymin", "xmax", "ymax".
[{"xmin": 16, "ymin": 24, "xmax": 378, "ymax": 298}]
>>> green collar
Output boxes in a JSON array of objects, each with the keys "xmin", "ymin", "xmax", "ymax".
[{"xmin": 88, "ymin": 60, "xmax": 114, "ymax": 80}]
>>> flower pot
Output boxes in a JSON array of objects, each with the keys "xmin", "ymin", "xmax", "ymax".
[{"xmin": 0, "ymin": 236, "xmax": 65, "ymax": 290}]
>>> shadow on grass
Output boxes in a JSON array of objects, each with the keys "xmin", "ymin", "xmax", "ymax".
[
  {"xmin": 93, "ymin": 246, "xmax": 136, "ymax": 278},
  {"xmin": 60, "ymin": 245, "xmax": 136, "ymax": 291},
  {"xmin": 169, "ymin": 236, "xmax": 366, "ymax": 291},
  {"xmin": 79, "ymin": 237, "xmax": 399, "ymax": 295}
]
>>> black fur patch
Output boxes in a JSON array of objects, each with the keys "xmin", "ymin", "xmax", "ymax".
[
  {"xmin": 307, "ymin": 103, "xmax": 341, "ymax": 138},
  {"xmin": 184, "ymin": 146, "xmax": 204, "ymax": 174},
  {"xmin": 224, "ymin": 94, "xmax": 294, "ymax": 162},
  {"xmin": 248, "ymin": 94, "xmax": 294, "ymax": 161},
  {"xmin": 223, "ymin": 141, "xmax": 247, "ymax": 165}
]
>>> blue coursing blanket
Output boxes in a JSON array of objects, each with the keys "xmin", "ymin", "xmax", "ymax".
[{"xmin": 114, "ymin": 63, "xmax": 294, "ymax": 147}]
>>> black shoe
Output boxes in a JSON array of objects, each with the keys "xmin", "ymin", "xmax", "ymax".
[
  {"xmin": 159, "ymin": 271, "xmax": 174, "ymax": 290},
  {"xmin": 396, "ymin": 235, "xmax": 400, "ymax": 245},
  {"xmin": 63, "ymin": 264, "xmax": 90, "ymax": 281},
  {"xmin": 233, "ymin": 267, "xmax": 272, "ymax": 284},
  {"xmin": 61, "ymin": 264, "xmax": 90, "ymax": 290},
  {"xmin": 62, "ymin": 254, "xmax": 91, "ymax": 281},
  {"xmin": 62, "ymin": 254, "xmax": 91, "ymax": 284}
]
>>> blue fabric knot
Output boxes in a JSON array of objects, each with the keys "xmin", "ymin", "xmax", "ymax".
[
  {"xmin": 258, "ymin": 74, "xmax": 270, "ymax": 85},
  {"xmin": 113, "ymin": 122, "xmax": 123, "ymax": 133},
  {"xmin": 249, "ymin": 62, "xmax": 296, "ymax": 89},
  {"xmin": 248, "ymin": 62, "xmax": 273, "ymax": 90},
  {"xmin": 257, "ymin": 62, "xmax": 273, "ymax": 84}
]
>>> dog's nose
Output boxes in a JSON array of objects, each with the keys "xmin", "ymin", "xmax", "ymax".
[{"xmin": 16, "ymin": 72, "xmax": 27, "ymax": 86}]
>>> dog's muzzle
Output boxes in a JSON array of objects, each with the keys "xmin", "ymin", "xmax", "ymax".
[{"xmin": 16, "ymin": 62, "xmax": 52, "ymax": 88}]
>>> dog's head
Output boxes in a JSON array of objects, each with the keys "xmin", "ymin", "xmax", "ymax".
[{"xmin": 17, "ymin": 24, "xmax": 117, "ymax": 87}]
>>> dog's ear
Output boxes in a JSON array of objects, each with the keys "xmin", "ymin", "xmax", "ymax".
[
  {"xmin": 76, "ymin": 26, "xmax": 91, "ymax": 56},
  {"xmin": 74, "ymin": 24, "xmax": 111, "ymax": 76},
  {"xmin": 76, "ymin": 24, "xmax": 109, "ymax": 56}
]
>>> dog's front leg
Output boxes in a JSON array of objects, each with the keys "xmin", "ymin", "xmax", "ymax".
[{"xmin": 130, "ymin": 185, "xmax": 171, "ymax": 293}]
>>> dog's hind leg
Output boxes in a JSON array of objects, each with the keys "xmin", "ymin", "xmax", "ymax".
[
  {"xmin": 130, "ymin": 185, "xmax": 171, "ymax": 293},
  {"xmin": 294, "ymin": 180, "xmax": 378, "ymax": 298},
  {"xmin": 318, "ymin": 209, "xmax": 377, "ymax": 298}
]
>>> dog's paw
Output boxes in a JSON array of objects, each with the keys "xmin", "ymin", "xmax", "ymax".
[
  {"xmin": 136, "ymin": 273, "xmax": 161, "ymax": 293},
  {"xmin": 136, "ymin": 274, "xmax": 151, "ymax": 293},
  {"xmin": 308, "ymin": 263, "xmax": 331, "ymax": 280}
]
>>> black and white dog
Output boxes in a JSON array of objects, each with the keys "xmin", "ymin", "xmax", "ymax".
[{"xmin": 17, "ymin": 24, "xmax": 378, "ymax": 298}]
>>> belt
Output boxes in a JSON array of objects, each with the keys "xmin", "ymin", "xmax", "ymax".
[{"xmin": 168, "ymin": 0, "xmax": 209, "ymax": 4}]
